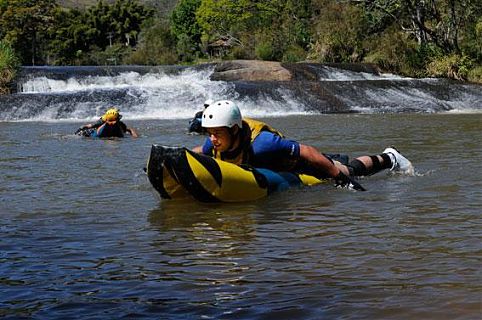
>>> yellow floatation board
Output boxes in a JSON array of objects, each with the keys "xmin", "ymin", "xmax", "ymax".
[{"xmin": 146, "ymin": 145, "xmax": 326, "ymax": 202}]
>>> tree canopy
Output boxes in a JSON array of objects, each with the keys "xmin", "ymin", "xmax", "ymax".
[{"xmin": 0, "ymin": 0, "xmax": 480, "ymax": 81}]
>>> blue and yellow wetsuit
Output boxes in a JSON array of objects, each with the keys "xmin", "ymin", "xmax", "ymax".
[{"xmin": 201, "ymin": 118, "xmax": 349, "ymax": 178}]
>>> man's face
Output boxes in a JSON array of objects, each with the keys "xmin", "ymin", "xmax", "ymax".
[{"xmin": 206, "ymin": 127, "xmax": 232, "ymax": 152}]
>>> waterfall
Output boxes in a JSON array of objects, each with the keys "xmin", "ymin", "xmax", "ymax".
[{"xmin": 0, "ymin": 64, "xmax": 480, "ymax": 121}]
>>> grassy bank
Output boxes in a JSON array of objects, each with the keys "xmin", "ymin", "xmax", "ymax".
[{"xmin": 0, "ymin": 41, "xmax": 19, "ymax": 95}]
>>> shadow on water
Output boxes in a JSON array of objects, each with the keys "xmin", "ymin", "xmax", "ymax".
[
  {"xmin": 147, "ymin": 185, "xmax": 338, "ymax": 243},
  {"xmin": 148, "ymin": 200, "xmax": 259, "ymax": 239}
]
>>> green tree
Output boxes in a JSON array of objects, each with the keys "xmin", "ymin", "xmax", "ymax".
[
  {"xmin": 0, "ymin": 40, "xmax": 20, "ymax": 94},
  {"xmin": 170, "ymin": 0, "xmax": 203, "ymax": 61},
  {"xmin": 309, "ymin": 0, "xmax": 367, "ymax": 63},
  {"xmin": 196, "ymin": 0, "xmax": 280, "ymax": 45},
  {"xmin": 124, "ymin": 18, "xmax": 177, "ymax": 65},
  {"xmin": 352, "ymin": 0, "xmax": 482, "ymax": 55},
  {"xmin": 196, "ymin": 0, "xmax": 312, "ymax": 60},
  {"xmin": 82, "ymin": 0, "xmax": 153, "ymax": 50},
  {"xmin": 0, "ymin": 0, "xmax": 57, "ymax": 65},
  {"xmin": 47, "ymin": 8, "xmax": 90, "ymax": 65},
  {"xmin": 350, "ymin": 0, "xmax": 481, "ymax": 78},
  {"xmin": 268, "ymin": 0, "xmax": 312, "ymax": 61},
  {"xmin": 46, "ymin": 0, "xmax": 154, "ymax": 65}
]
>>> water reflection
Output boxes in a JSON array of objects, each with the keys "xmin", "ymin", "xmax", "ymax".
[
  {"xmin": 148, "ymin": 201, "xmax": 265, "ymax": 314},
  {"xmin": 150, "ymin": 200, "xmax": 257, "ymax": 235},
  {"xmin": 1, "ymin": 115, "xmax": 481, "ymax": 319},
  {"xmin": 148, "ymin": 186, "xmax": 336, "ymax": 236}
]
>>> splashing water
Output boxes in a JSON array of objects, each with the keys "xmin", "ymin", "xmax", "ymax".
[{"xmin": 1, "ymin": 64, "xmax": 481, "ymax": 122}]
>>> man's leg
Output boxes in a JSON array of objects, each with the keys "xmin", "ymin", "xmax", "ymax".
[
  {"xmin": 347, "ymin": 147, "xmax": 414, "ymax": 177},
  {"xmin": 348, "ymin": 154, "xmax": 392, "ymax": 177}
]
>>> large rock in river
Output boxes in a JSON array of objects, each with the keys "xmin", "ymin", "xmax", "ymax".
[
  {"xmin": 210, "ymin": 60, "xmax": 292, "ymax": 81},
  {"xmin": 210, "ymin": 60, "xmax": 381, "ymax": 82}
]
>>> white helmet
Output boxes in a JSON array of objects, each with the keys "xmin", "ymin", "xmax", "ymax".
[
  {"xmin": 202, "ymin": 100, "xmax": 243, "ymax": 128},
  {"xmin": 203, "ymin": 99, "xmax": 214, "ymax": 107}
]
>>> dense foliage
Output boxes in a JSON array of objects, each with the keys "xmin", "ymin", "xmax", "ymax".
[
  {"xmin": 0, "ymin": 40, "xmax": 19, "ymax": 94},
  {"xmin": 0, "ymin": 0, "xmax": 154, "ymax": 65},
  {"xmin": 0, "ymin": 0, "xmax": 481, "ymax": 83}
]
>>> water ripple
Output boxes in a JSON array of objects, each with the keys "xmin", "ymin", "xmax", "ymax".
[{"xmin": 1, "ymin": 114, "xmax": 481, "ymax": 319}]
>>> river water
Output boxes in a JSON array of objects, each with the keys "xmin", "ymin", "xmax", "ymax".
[{"xmin": 0, "ymin": 66, "xmax": 481, "ymax": 319}]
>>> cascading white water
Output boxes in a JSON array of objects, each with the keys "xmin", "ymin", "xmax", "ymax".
[
  {"xmin": 14, "ymin": 68, "xmax": 312, "ymax": 121},
  {"xmin": 1, "ymin": 64, "xmax": 481, "ymax": 122},
  {"xmin": 315, "ymin": 65, "xmax": 413, "ymax": 81}
]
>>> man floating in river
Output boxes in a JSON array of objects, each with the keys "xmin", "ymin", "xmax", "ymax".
[
  {"xmin": 75, "ymin": 107, "xmax": 138, "ymax": 138},
  {"xmin": 192, "ymin": 100, "xmax": 414, "ymax": 190}
]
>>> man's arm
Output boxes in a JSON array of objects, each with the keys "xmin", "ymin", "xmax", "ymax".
[
  {"xmin": 126, "ymin": 127, "xmax": 138, "ymax": 138},
  {"xmin": 193, "ymin": 136, "xmax": 212, "ymax": 154},
  {"xmin": 81, "ymin": 119, "xmax": 103, "ymax": 129},
  {"xmin": 299, "ymin": 144, "xmax": 340, "ymax": 178},
  {"xmin": 299, "ymin": 144, "xmax": 365, "ymax": 191}
]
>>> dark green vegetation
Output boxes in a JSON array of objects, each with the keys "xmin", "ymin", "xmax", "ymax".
[
  {"xmin": 0, "ymin": 41, "xmax": 19, "ymax": 94},
  {"xmin": 0, "ymin": 0, "xmax": 481, "ymax": 85}
]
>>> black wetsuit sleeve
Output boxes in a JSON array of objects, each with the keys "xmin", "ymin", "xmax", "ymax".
[
  {"xmin": 119, "ymin": 121, "xmax": 128, "ymax": 133},
  {"xmin": 91, "ymin": 118, "xmax": 104, "ymax": 128}
]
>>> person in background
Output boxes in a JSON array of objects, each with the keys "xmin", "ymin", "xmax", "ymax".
[
  {"xmin": 75, "ymin": 107, "xmax": 138, "ymax": 138},
  {"xmin": 192, "ymin": 100, "xmax": 414, "ymax": 191},
  {"xmin": 188, "ymin": 99, "xmax": 213, "ymax": 134}
]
